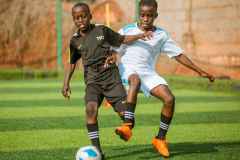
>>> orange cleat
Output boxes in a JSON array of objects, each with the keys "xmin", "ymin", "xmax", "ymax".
[
  {"xmin": 152, "ymin": 137, "xmax": 170, "ymax": 157},
  {"xmin": 115, "ymin": 123, "xmax": 132, "ymax": 141},
  {"xmin": 103, "ymin": 99, "xmax": 112, "ymax": 108}
]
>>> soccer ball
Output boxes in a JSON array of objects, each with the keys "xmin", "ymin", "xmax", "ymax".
[{"xmin": 75, "ymin": 146, "xmax": 101, "ymax": 160}]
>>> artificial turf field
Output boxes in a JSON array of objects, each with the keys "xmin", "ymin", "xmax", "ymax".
[{"xmin": 0, "ymin": 78, "xmax": 240, "ymax": 160}]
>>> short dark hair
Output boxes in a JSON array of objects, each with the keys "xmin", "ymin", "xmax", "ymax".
[
  {"xmin": 72, "ymin": 2, "xmax": 91, "ymax": 13},
  {"xmin": 139, "ymin": 0, "xmax": 158, "ymax": 9}
]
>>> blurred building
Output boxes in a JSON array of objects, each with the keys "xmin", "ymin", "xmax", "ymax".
[
  {"xmin": 92, "ymin": 0, "xmax": 240, "ymax": 79},
  {"xmin": 0, "ymin": 0, "xmax": 239, "ymax": 79}
]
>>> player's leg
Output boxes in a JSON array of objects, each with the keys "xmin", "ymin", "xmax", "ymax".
[
  {"xmin": 119, "ymin": 63, "xmax": 141, "ymax": 127},
  {"xmin": 138, "ymin": 69, "xmax": 173, "ymax": 157},
  {"xmin": 127, "ymin": 73, "xmax": 141, "ymax": 104},
  {"xmin": 126, "ymin": 74, "xmax": 141, "ymax": 119},
  {"xmin": 113, "ymin": 74, "xmax": 141, "ymax": 141},
  {"xmin": 104, "ymin": 83, "xmax": 135, "ymax": 141},
  {"xmin": 150, "ymin": 84, "xmax": 175, "ymax": 157},
  {"xmin": 103, "ymin": 84, "xmax": 125, "ymax": 121},
  {"xmin": 151, "ymin": 85, "xmax": 175, "ymax": 139},
  {"xmin": 85, "ymin": 84, "xmax": 105, "ymax": 157}
]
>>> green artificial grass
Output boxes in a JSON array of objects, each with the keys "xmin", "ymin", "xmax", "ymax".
[{"xmin": 0, "ymin": 78, "xmax": 240, "ymax": 160}]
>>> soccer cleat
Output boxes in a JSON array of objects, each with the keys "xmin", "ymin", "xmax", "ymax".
[
  {"xmin": 115, "ymin": 123, "xmax": 132, "ymax": 141},
  {"xmin": 117, "ymin": 112, "xmax": 135, "ymax": 129},
  {"xmin": 103, "ymin": 99, "xmax": 112, "ymax": 108},
  {"xmin": 152, "ymin": 137, "xmax": 170, "ymax": 157}
]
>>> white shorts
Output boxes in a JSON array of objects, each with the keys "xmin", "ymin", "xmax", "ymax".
[{"xmin": 118, "ymin": 63, "xmax": 168, "ymax": 96}]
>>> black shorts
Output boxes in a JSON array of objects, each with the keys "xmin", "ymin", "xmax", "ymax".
[{"xmin": 85, "ymin": 82, "xmax": 127, "ymax": 113}]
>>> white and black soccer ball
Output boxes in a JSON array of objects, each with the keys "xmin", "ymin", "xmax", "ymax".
[{"xmin": 75, "ymin": 146, "xmax": 101, "ymax": 160}]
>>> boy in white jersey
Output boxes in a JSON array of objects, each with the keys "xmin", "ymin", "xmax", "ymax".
[{"xmin": 115, "ymin": 0, "xmax": 215, "ymax": 157}]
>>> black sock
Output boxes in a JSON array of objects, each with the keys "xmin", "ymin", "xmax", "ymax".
[
  {"xmin": 157, "ymin": 114, "xmax": 172, "ymax": 139},
  {"xmin": 124, "ymin": 103, "xmax": 136, "ymax": 128},
  {"xmin": 87, "ymin": 123, "xmax": 102, "ymax": 153}
]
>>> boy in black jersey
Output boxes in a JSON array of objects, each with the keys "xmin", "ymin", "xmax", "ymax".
[{"xmin": 61, "ymin": 2, "xmax": 152, "ymax": 158}]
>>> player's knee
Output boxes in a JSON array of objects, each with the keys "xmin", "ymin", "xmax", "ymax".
[
  {"xmin": 164, "ymin": 94, "xmax": 175, "ymax": 107},
  {"xmin": 86, "ymin": 102, "xmax": 98, "ymax": 122},
  {"xmin": 129, "ymin": 74, "xmax": 141, "ymax": 90}
]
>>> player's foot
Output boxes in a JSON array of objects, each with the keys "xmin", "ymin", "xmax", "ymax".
[
  {"xmin": 152, "ymin": 137, "xmax": 170, "ymax": 157},
  {"xmin": 117, "ymin": 113, "xmax": 135, "ymax": 129},
  {"xmin": 103, "ymin": 99, "xmax": 111, "ymax": 108},
  {"xmin": 115, "ymin": 123, "xmax": 132, "ymax": 141}
]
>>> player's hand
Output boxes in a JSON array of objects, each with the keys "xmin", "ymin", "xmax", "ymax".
[
  {"xmin": 199, "ymin": 71, "xmax": 215, "ymax": 82},
  {"xmin": 104, "ymin": 52, "xmax": 117, "ymax": 68},
  {"xmin": 62, "ymin": 84, "xmax": 71, "ymax": 100},
  {"xmin": 142, "ymin": 31, "xmax": 153, "ymax": 40}
]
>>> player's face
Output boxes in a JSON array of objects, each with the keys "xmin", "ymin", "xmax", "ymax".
[
  {"xmin": 72, "ymin": 6, "xmax": 91, "ymax": 31},
  {"xmin": 139, "ymin": 5, "xmax": 157, "ymax": 30}
]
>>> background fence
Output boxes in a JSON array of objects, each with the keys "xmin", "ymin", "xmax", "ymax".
[{"xmin": 0, "ymin": 0, "xmax": 239, "ymax": 79}]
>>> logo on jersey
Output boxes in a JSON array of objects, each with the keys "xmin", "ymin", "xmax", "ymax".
[{"xmin": 96, "ymin": 35, "xmax": 104, "ymax": 41}]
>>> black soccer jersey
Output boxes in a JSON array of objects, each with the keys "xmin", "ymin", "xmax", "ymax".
[{"xmin": 69, "ymin": 24, "xmax": 124, "ymax": 85}]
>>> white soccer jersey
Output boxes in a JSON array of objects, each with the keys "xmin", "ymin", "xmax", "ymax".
[
  {"xmin": 117, "ymin": 22, "xmax": 183, "ymax": 68},
  {"xmin": 116, "ymin": 23, "xmax": 183, "ymax": 96}
]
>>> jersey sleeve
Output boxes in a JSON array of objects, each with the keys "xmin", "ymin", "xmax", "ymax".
[
  {"xmin": 69, "ymin": 43, "xmax": 81, "ymax": 64},
  {"xmin": 161, "ymin": 34, "xmax": 183, "ymax": 58},
  {"xmin": 111, "ymin": 28, "xmax": 126, "ymax": 55},
  {"xmin": 118, "ymin": 28, "xmax": 124, "ymax": 35},
  {"xmin": 103, "ymin": 26, "xmax": 124, "ymax": 47}
]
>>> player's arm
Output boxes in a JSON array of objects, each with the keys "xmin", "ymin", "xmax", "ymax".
[
  {"xmin": 122, "ymin": 31, "xmax": 152, "ymax": 44},
  {"xmin": 62, "ymin": 43, "xmax": 81, "ymax": 99},
  {"xmin": 103, "ymin": 26, "xmax": 152, "ymax": 46},
  {"xmin": 160, "ymin": 33, "xmax": 214, "ymax": 82},
  {"xmin": 174, "ymin": 54, "xmax": 215, "ymax": 82},
  {"xmin": 62, "ymin": 63, "xmax": 76, "ymax": 99}
]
